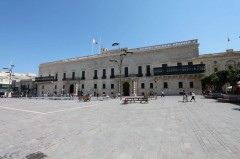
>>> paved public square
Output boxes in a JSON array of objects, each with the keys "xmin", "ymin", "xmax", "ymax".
[{"xmin": 0, "ymin": 96, "xmax": 240, "ymax": 159}]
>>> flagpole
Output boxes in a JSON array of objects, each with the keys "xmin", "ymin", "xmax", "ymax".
[
  {"xmin": 227, "ymin": 37, "xmax": 230, "ymax": 49},
  {"xmin": 92, "ymin": 39, "xmax": 93, "ymax": 55},
  {"xmin": 99, "ymin": 36, "xmax": 101, "ymax": 54}
]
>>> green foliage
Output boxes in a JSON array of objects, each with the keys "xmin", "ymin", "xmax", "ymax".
[
  {"xmin": 202, "ymin": 69, "xmax": 240, "ymax": 92},
  {"xmin": 228, "ymin": 69, "xmax": 240, "ymax": 86}
]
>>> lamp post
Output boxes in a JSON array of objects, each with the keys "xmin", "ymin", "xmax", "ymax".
[
  {"xmin": 110, "ymin": 43, "xmax": 133, "ymax": 100},
  {"xmin": 2, "ymin": 64, "xmax": 14, "ymax": 97}
]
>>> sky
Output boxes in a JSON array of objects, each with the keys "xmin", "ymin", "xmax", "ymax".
[{"xmin": 0, "ymin": 0, "xmax": 240, "ymax": 75}]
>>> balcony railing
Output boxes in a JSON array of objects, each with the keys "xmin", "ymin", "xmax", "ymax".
[
  {"xmin": 93, "ymin": 76, "xmax": 98, "ymax": 79},
  {"xmin": 128, "ymin": 74, "xmax": 138, "ymax": 77},
  {"xmin": 153, "ymin": 64, "xmax": 205, "ymax": 76},
  {"xmin": 81, "ymin": 77, "xmax": 85, "ymax": 80},
  {"xmin": 35, "ymin": 76, "xmax": 55, "ymax": 82},
  {"xmin": 102, "ymin": 76, "xmax": 107, "ymax": 79},
  {"xmin": 145, "ymin": 73, "xmax": 151, "ymax": 77},
  {"xmin": 115, "ymin": 74, "xmax": 139, "ymax": 78},
  {"xmin": 21, "ymin": 85, "xmax": 29, "ymax": 90},
  {"xmin": 110, "ymin": 75, "xmax": 115, "ymax": 79},
  {"xmin": 62, "ymin": 77, "xmax": 81, "ymax": 81}
]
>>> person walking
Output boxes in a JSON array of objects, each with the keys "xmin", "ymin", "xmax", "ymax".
[
  {"xmin": 190, "ymin": 92, "xmax": 196, "ymax": 102},
  {"xmin": 161, "ymin": 91, "xmax": 164, "ymax": 97},
  {"xmin": 182, "ymin": 90, "xmax": 187, "ymax": 102}
]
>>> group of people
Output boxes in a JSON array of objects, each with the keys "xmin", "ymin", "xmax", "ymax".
[{"xmin": 182, "ymin": 90, "xmax": 196, "ymax": 102}]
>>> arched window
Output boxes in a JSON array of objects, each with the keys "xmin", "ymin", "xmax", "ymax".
[{"xmin": 225, "ymin": 60, "xmax": 236, "ymax": 70}]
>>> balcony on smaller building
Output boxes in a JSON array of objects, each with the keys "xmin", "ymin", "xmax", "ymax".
[
  {"xmin": 35, "ymin": 76, "xmax": 55, "ymax": 82},
  {"xmin": 153, "ymin": 64, "xmax": 205, "ymax": 76}
]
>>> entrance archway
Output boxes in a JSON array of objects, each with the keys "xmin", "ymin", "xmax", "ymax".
[
  {"xmin": 123, "ymin": 82, "xmax": 130, "ymax": 96},
  {"xmin": 70, "ymin": 84, "xmax": 74, "ymax": 94}
]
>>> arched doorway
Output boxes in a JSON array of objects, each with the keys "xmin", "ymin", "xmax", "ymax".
[
  {"xmin": 70, "ymin": 84, "xmax": 74, "ymax": 94},
  {"xmin": 123, "ymin": 82, "xmax": 130, "ymax": 96}
]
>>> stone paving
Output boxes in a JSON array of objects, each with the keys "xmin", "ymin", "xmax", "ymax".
[{"xmin": 0, "ymin": 96, "xmax": 240, "ymax": 159}]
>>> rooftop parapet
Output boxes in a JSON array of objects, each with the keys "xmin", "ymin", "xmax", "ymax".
[
  {"xmin": 40, "ymin": 39, "xmax": 198, "ymax": 66},
  {"xmin": 130, "ymin": 39, "xmax": 198, "ymax": 52}
]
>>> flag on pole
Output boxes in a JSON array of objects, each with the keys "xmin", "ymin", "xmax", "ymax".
[
  {"xmin": 92, "ymin": 38, "xmax": 100, "ymax": 54},
  {"xmin": 227, "ymin": 37, "xmax": 230, "ymax": 42},
  {"xmin": 93, "ymin": 39, "xmax": 98, "ymax": 44}
]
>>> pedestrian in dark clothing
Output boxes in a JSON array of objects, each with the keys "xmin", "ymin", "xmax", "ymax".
[{"xmin": 190, "ymin": 92, "xmax": 196, "ymax": 102}]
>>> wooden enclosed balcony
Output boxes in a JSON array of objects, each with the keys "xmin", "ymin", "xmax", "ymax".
[{"xmin": 153, "ymin": 64, "xmax": 205, "ymax": 76}]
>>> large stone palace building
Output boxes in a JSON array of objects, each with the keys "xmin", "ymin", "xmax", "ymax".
[{"xmin": 35, "ymin": 39, "xmax": 240, "ymax": 96}]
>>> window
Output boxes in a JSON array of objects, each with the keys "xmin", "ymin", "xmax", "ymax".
[
  {"xmin": 141, "ymin": 83, "xmax": 145, "ymax": 89},
  {"xmin": 82, "ymin": 84, "xmax": 84, "ymax": 89},
  {"xmin": 55, "ymin": 85, "xmax": 57, "ymax": 89},
  {"xmin": 94, "ymin": 70, "xmax": 98, "ymax": 79},
  {"xmin": 162, "ymin": 64, "xmax": 167, "ymax": 67},
  {"xmin": 63, "ymin": 85, "xmax": 65, "ymax": 89},
  {"xmin": 63, "ymin": 73, "xmax": 66, "ymax": 79},
  {"xmin": 125, "ymin": 67, "xmax": 128, "ymax": 77},
  {"xmin": 188, "ymin": 62, "xmax": 193, "ymax": 65},
  {"xmin": 103, "ymin": 84, "xmax": 106, "ymax": 89},
  {"xmin": 228, "ymin": 66, "xmax": 233, "ymax": 70},
  {"xmin": 150, "ymin": 83, "xmax": 153, "ymax": 89},
  {"xmin": 72, "ymin": 72, "xmax": 75, "ymax": 79},
  {"xmin": 146, "ymin": 65, "xmax": 151, "ymax": 76},
  {"xmin": 111, "ymin": 68, "xmax": 114, "ymax": 76},
  {"xmin": 102, "ymin": 69, "xmax": 106, "ymax": 78},
  {"xmin": 111, "ymin": 84, "xmax": 114, "ymax": 89},
  {"xmin": 138, "ymin": 66, "xmax": 142, "ymax": 76},
  {"xmin": 94, "ymin": 84, "xmax": 97, "ymax": 89},
  {"xmin": 214, "ymin": 68, "xmax": 218, "ymax": 72},
  {"xmin": 55, "ymin": 73, "xmax": 58, "ymax": 81},
  {"xmin": 190, "ymin": 82, "xmax": 194, "ymax": 88},
  {"xmin": 42, "ymin": 85, "xmax": 44, "ymax": 89},
  {"xmin": 82, "ymin": 71, "xmax": 85, "ymax": 78},
  {"xmin": 178, "ymin": 82, "xmax": 183, "ymax": 88},
  {"xmin": 164, "ymin": 82, "xmax": 168, "ymax": 88},
  {"xmin": 177, "ymin": 62, "xmax": 182, "ymax": 66}
]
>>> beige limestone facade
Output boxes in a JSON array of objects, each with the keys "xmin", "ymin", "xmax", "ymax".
[
  {"xmin": 36, "ymin": 39, "xmax": 240, "ymax": 96},
  {"xmin": 0, "ymin": 72, "xmax": 36, "ymax": 97}
]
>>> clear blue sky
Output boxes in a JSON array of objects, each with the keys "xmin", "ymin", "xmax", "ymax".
[{"xmin": 0, "ymin": 0, "xmax": 240, "ymax": 75}]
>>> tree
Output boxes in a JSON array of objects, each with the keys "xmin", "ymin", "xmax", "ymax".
[
  {"xmin": 202, "ymin": 69, "xmax": 240, "ymax": 94},
  {"xmin": 227, "ymin": 69, "xmax": 240, "ymax": 94},
  {"xmin": 216, "ymin": 70, "xmax": 229, "ymax": 91}
]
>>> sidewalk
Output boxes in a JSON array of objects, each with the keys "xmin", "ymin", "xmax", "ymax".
[{"xmin": 0, "ymin": 96, "xmax": 240, "ymax": 159}]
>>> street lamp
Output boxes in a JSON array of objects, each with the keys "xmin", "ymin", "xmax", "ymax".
[
  {"xmin": 2, "ymin": 64, "xmax": 14, "ymax": 97},
  {"xmin": 110, "ymin": 43, "xmax": 133, "ymax": 100}
]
